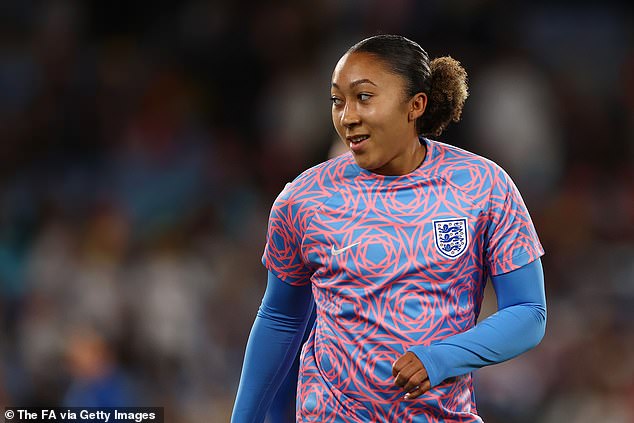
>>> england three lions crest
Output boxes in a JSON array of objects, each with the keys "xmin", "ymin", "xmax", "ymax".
[{"xmin": 433, "ymin": 218, "xmax": 469, "ymax": 259}]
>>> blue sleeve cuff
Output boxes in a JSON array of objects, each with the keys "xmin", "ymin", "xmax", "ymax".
[{"xmin": 409, "ymin": 345, "xmax": 443, "ymax": 387}]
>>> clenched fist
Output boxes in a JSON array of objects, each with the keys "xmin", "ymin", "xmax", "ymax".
[{"xmin": 392, "ymin": 351, "xmax": 431, "ymax": 400}]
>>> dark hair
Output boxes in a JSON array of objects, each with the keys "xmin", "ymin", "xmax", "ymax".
[{"xmin": 348, "ymin": 34, "xmax": 468, "ymax": 137}]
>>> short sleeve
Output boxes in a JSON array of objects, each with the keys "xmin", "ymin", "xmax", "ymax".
[
  {"xmin": 485, "ymin": 168, "xmax": 544, "ymax": 276},
  {"xmin": 262, "ymin": 183, "xmax": 312, "ymax": 286}
]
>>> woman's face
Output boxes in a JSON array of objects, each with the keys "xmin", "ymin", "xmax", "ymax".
[{"xmin": 331, "ymin": 52, "xmax": 426, "ymax": 175}]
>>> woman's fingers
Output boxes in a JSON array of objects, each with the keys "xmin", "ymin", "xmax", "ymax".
[
  {"xmin": 402, "ymin": 369, "xmax": 428, "ymax": 393},
  {"xmin": 392, "ymin": 352, "xmax": 431, "ymax": 400},
  {"xmin": 403, "ymin": 378, "xmax": 432, "ymax": 400},
  {"xmin": 393, "ymin": 361, "xmax": 417, "ymax": 387}
]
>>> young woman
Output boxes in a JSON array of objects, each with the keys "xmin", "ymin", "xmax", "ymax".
[{"xmin": 232, "ymin": 34, "xmax": 546, "ymax": 422}]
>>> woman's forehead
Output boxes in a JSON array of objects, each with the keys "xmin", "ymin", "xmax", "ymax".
[{"xmin": 331, "ymin": 52, "xmax": 400, "ymax": 88}]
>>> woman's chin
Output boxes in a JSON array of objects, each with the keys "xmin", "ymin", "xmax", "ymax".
[
  {"xmin": 352, "ymin": 155, "xmax": 374, "ymax": 170},
  {"xmin": 353, "ymin": 157, "xmax": 385, "ymax": 174}
]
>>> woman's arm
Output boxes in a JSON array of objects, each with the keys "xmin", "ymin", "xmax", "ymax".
[
  {"xmin": 231, "ymin": 272, "xmax": 314, "ymax": 423},
  {"xmin": 399, "ymin": 258, "xmax": 546, "ymax": 393}
]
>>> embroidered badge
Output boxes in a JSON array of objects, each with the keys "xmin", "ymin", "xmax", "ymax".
[{"xmin": 433, "ymin": 218, "xmax": 469, "ymax": 259}]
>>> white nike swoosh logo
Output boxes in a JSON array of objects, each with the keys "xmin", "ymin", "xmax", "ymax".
[{"xmin": 331, "ymin": 242, "xmax": 360, "ymax": 256}]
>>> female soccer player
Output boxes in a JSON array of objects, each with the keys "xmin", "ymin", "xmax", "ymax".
[{"xmin": 232, "ymin": 34, "xmax": 546, "ymax": 422}]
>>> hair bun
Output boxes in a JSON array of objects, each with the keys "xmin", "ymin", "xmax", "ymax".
[{"xmin": 418, "ymin": 56, "xmax": 468, "ymax": 137}]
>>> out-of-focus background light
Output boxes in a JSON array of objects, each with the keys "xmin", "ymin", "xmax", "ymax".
[{"xmin": 0, "ymin": 1, "xmax": 632, "ymax": 422}]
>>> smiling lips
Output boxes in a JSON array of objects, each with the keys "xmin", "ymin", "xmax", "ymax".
[{"xmin": 347, "ymin": 134, "xmax": 370, "ymax": 152}]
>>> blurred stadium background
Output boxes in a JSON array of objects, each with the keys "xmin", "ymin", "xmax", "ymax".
[{"xmin": 0, "ymin": 1, "xmax": 632, "ymax": 422}]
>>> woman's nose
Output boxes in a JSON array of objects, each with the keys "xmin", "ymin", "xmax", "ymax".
[{"xmin": 341, "ymin": 103, "xmax": 361, "ymax": 128}]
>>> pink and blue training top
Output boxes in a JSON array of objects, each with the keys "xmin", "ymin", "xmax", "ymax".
[{"xmin": 261, "ymin": 138, "xmax": 544, "ymax": 422}]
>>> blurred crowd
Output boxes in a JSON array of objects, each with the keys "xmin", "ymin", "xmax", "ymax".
[{"xmin": 0, "ymin": 1, "xmax": 632, "ymax": 422}]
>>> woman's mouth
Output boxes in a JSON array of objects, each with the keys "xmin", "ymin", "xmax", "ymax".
[{"xmin": 347, "ymin": 135, "xmax": 370, "ymax": 152}]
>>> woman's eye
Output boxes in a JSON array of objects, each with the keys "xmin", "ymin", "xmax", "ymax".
[
  {"xmin": 330, "ymin": 96, "xmax": 343, "ymax": 106},
  {"xmin": 359, "ymin": 93, "xmax": 371, "ymax": 101}
]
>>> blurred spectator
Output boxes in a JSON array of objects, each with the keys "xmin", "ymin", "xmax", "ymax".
[
  {"xmin": 63, "ymin": 326, "xmax": 140, "ymax": 407},
  {"xmin": 466, "ymin": 54, "xmax": 563, "ymax": 200}
]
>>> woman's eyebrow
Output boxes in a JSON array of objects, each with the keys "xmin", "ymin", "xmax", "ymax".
[{"xmin": 331, "ymin": 79, "xmax": 378, "ymax": 89}]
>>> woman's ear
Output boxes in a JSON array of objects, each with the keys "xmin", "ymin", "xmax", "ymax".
[{"xmin": 409, "ymin": 93, "xmax": 427, "ymax": 121}]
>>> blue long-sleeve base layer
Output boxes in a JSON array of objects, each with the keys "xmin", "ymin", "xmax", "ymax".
[{"xmin": 231, "ymin": 258, "xmax": 546, "ymax": 423}]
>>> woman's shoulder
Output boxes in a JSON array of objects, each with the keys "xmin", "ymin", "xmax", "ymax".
[
  {"xmin": 432, "ymin": 140, "xmax": 501, "ymax": 171},
  {"xmin": 429, "ymin": 139, "xmax": 512, "ymax": 194},
  {"xmin": 301, "ymin": 151, "xmax": 355, "ymax": 177},
  {"xmin": 275, "ymin": 152, "xmax": 354, "ymax": 205},
  {"xmin": 289, "ymin": 152, "xmax": 354, "ymax": 188}
]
